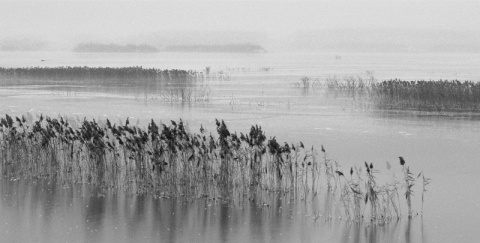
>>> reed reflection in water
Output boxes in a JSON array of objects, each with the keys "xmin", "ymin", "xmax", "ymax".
[{"xmin": 0, "ymin": 178, "xmax": 426, "ymax": 242}]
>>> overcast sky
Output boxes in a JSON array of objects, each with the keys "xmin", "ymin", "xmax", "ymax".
[{"xmin": 1, "ymin": 0, "xmax": 479, "ymax": 41}]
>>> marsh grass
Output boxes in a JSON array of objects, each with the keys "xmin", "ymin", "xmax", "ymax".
[
  {"xmin": 326, "ymin": 75, "xmax": 376, "ymax": 91},
  {"xmin": 299, "ymin": 71, "xmax": 480, "ymax": 111},
  {"xmin": 370, "ymin": 79, "xmax": 480, "ymax": 111},
  {"xmin": 0, "ymin": 66, "xmax": 201, "ymax": 86},
  {"xmin": 325, "ymin": 77, "xmax": 480, "ymax": 112},
  {"xmin": 292, "ymin": 77, "xmax": 321, "ymax": 89},
  {"xmin": 136, "ymin": 84, "xmax": 211, "ymax": 103},
  {"xmin": 332, "ymin": 158, "xmax": 427, "ymax": 223},
  {"xmin": 0, "ymin": 113, "xmax": 428, "ymax": 223}
]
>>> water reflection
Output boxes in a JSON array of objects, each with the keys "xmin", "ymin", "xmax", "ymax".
[
  {"xmin": 84, "ymin": 190, "xmax": 105, "ymax": 242},
  {"xmin": 0, "ymin": 178, "xmax": 431, "ymax": 242}
]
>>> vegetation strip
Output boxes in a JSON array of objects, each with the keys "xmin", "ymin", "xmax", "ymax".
[
  {"xmin": 0, "ymin": 113, "xmax": 429, "ymax": 222},
  {"xmin": 324, "ymin": 77, "xmax": 480, "ymax": 111},
  {"xmin": 0, "ymin": 66, "xmax": 201, "ymax": 85}
]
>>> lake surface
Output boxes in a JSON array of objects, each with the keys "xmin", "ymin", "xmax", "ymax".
[{"xmin": 1, "ymin": 51, "xmax": 480, "ymax": 242}]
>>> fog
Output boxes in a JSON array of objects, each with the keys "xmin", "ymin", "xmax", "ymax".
[{"xmin": 1, "ymin": 1, "xmax": 480, "ymax": 52}]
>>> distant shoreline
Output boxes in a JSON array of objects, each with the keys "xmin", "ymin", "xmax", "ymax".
[
  {"xmin": 73, "ymin": 43, "xmax": 159, "ymax": 53},
  {"xmin": 72, "ymin": 43, "xmax": 266, "ymax": 53},
  {"xmin": 162, "ymin": 44, "xmax": 266, "ymax": 53}
]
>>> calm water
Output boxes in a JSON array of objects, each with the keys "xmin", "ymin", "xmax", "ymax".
[{"xmin": 1, "ymin": 51, "xmax": 480, "ymax": 242}]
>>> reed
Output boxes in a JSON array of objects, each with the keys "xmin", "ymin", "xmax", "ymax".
[
  {"xmin": 326, "ymin": 77, "xmax": 480, "ymax": 111},
  {"xmin": 336, "ymin": 168, "xmax": 362, "ymax": 220},
  {"xmin": 370, "ymin": 79, "xmax": 480, "ymax": 111},
  {"xmin": 326, "ymin": 75, "xmax": 375, "ymax": 91},
  {"xmin": 292, "ymin": 76, "xmax": 321, "ymax": 89},
  {"xmin": 138, "ymin": 85, "xmax": 211, "ymax": 103},
  {"xmin": 417, "ymin": 171, "xmax": 431, "ymax": 214},
  {"xmin": 399, "ymin": 156, "xmax": 415, "ymax": 217},
  {"xmin": 0, "ymin": 113, "xmax": 428, "ymax": 223},
  {"xmin": 0, "ymin": 66, "xmax": 202, "ymax": 86},
  {"xmin": 332, "ymin": 158, "xmax": 424, "ymax": 223}
]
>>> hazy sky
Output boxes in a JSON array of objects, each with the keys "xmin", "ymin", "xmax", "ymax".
[{"xmin": 1, "ymin": 1, "xmax": 479, "ymax": 40}]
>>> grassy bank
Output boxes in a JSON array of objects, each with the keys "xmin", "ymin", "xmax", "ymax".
[{"xmin": 0, "ymin": 113, "xmax": 429, "ymax": 222}]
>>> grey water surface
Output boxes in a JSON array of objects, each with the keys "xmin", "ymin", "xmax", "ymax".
[{"xmin": 0, "ymin": 51, "xmax": 479, "ymax": 242}]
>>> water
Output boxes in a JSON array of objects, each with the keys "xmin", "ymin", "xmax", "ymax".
[
  {"xmin": 1, "ymin": 51, "xmax": 480, "ymax": 242},
  {"xmin": 0, "ymin": 178, "xmax": 427, "ymax": 243}
]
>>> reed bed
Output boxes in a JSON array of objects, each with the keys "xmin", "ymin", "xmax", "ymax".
[
  {"xmin": 325, "ymin": 77, "xmax": 480, "ymax": 111},
  {"xmin": 0, "ymin": 66, "xmax": 202, "ymax": 86},
  {"xmin": 370, "ymin": 79, "xmax": 480, "ymax": 111},
  {"xmin": 0, "ymin": 113, "xmax": 429, "ymax": 223}
]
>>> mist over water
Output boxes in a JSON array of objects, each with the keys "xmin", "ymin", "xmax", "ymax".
[
  {"xmin": 1, "ymin": 1, "xmax": 480, "ymax": 53},
  {"xmin": 1, "ymin": 1, "xmax": 480, "ymax": 242}
]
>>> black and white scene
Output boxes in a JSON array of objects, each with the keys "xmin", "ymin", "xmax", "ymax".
[{"xmin": 1, "ymin": 1, "xmax": 479, "ymax": 242}]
